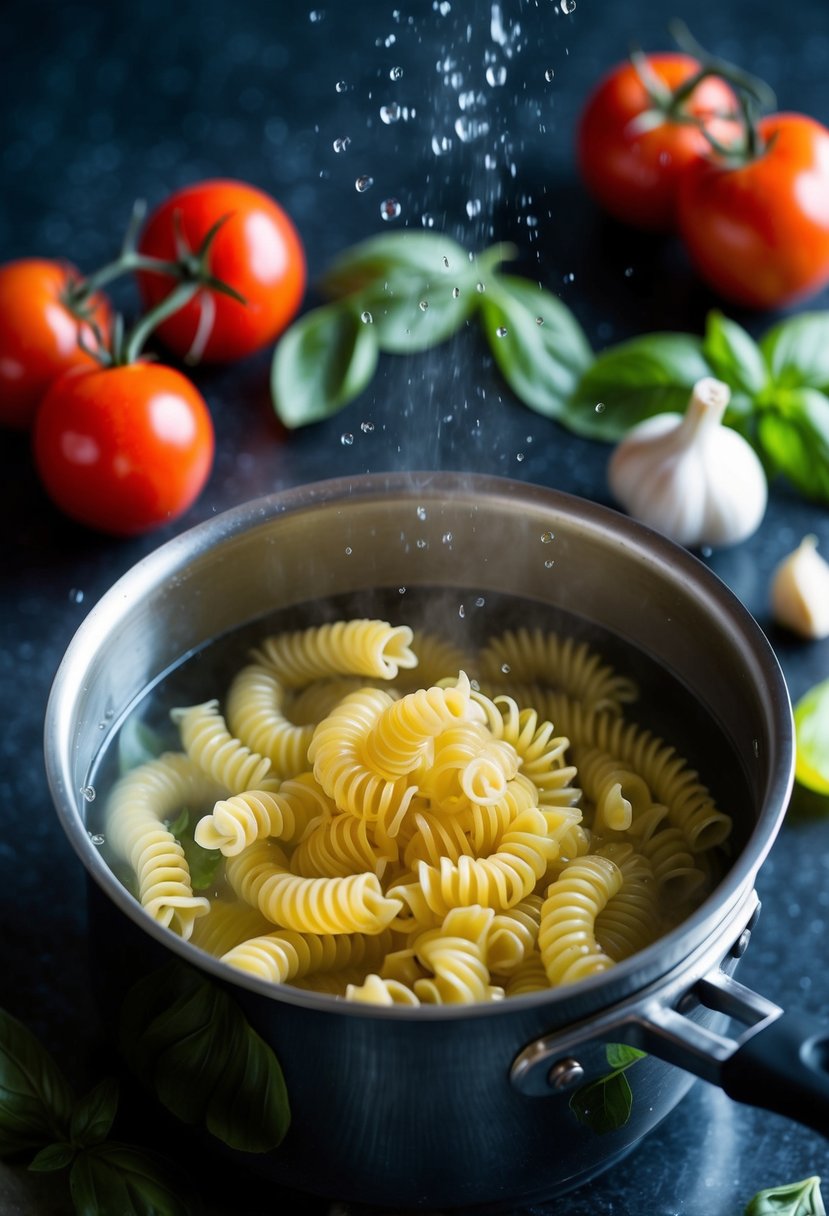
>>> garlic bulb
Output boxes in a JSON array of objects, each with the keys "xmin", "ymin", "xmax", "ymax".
[
  {"xmin": 770, "ymin": 535, "xmax": 829, "ymax": 639},
  {"xmin": 607, "ymin": 377, "xmax": 767, "ymax": 548}
]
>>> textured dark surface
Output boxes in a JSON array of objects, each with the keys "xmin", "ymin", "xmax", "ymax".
[{"xmin": 2, "ymin": 0, "xmax": 829, "ymax": 1213}]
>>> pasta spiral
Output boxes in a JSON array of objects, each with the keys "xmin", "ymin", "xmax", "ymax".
[
  {"xmin": 361, "ymin": 672, "xmax": 473, "ymax": 779},
  {"xmin": 221, "ymin": 926, "xmax": 393, "ymax": 985},
  {"xmin": 193, "ymin": 773, "xmax": 331, "ymax": 856},
  {"xmin": 226, "ymin": 663, "xmax": 315, "ymax": 779},
  {"xmin": 539, "ymin": 853, "xmax": 622, "ymax": 986},
  {"xmin": 253, "ymin": 619, "xmax": 417, "ymax": 688},
  {"xmin": 172, "ymin": 700, "xmax": 272, "ymax": 794},
  {"xmin": 480, "ymin": 628, "xmax": 638, "ymax": 713}
]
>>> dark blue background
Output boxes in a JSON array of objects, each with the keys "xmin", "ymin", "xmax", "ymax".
[{"xmin": 2, "ymin": 1, "xmax": 828, "ymax": 1213}]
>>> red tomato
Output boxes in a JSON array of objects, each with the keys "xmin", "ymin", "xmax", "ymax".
[
  {"xmin": 677, "ymin": 112, "xmax": 829, "ymax": 309},
  {"xmin": 0, "ymin": 259, "xmax": 110, "ymax": 430},
  {"xmin": 136, "ymin": 179, "xmax": 306, "ymax": 363},
  {"xmin": 33, "ymin": 362, "xmax": 214, "ymax": 536},
  {"xmin": 577, "ymin": 54, "xmax": 739, "ymax": 231}
]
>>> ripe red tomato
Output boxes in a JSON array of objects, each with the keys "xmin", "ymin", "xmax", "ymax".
[
  {"xmin": 577, "ymin": 54, "xmax": 739, "ymax": 231},
  {"xmin": 0, "ymin": 259, "xmax": 110, "ymax": 430},
  {"xmin": 33, "ymin": 362, "xmax": 214, "ymax": 536},
  {"xmin": 136, "ymin": 179, "xmax": 306, "ymax": 363},
  {"xmin": 677, "ymin": 112, "xmax": 829, "ymax": 309}
]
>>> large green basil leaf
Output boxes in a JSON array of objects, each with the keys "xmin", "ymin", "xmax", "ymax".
[
  {"xmin": 761, "ymin": 312, "xmax": 829, "ymax": 392},
  {"xmin": 356, "ymin": 275, "xmax": 476, "ymax": 353},
  {"xmin": 319, "ymin": 231, "xmax": 469, "ymax": 299},
  {"xmin": 703, "ymin": 311, "xmax": 769, "ymax": 398},
  {"xmin": 271, "ymin": 302, "xmax": 379, "ymax": 428},
  {"xmin": 69, "ymin": 1078, "xmax": 118, "ymax": 1148},
  {"xmin": 744, "ymin": 1175, "xmax": 826, "ymax": 1216},
  {"xmin": 568, "ymin": 333, "xmax": 714, "ymax": 440},
  {"xmin": 569, "ymin": 1067, "xmax": 634, "ymax": 1135},
  {"xmin": 69, "ymin": 1144, "xmax": 197, "ymax": 1216},
  {"xmin": 756, "ymin": 387, "xmax": 829, "ymax": 502},
  {"xmin": 479, "ymin": 274, "xmax": 592, "ymax": 422},
  {"xmin": 119, "ymin": 963, "xmax": 290, "ymax": 1153},
  {"xmin": 0, "ymin": 1008, "xmax": 74, "ymax": 1156}
]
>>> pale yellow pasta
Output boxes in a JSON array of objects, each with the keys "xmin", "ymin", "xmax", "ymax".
[
  {"xmin": 418, "ymin": 721, "xmax": 519, "ymax": 813},
  {"xmin": 189, "ymin": 898, "xmax": 274, "ymax": 957},
  {"xmin": 225, "ymin": 840, "xmax": 402, "ymax": 935},
  {"xmin": 412, "ymin": 907, "xmax": 503, "ymax": 1005},
  {"xmin": 594, "ymin": 843, "xmax": 661, "ymax": 962},
  {"xmin": 221, "ymin": 926, "xmax": 393, "ymax": 984},
  {"xmin": 504, "ymin": 951, "xmax": 550, "ymax": 996},
  {"xmin": 473, "ymin": 692, "xmax": 581, "ymax": 808},
  {"xmin": 252, "ymin": 619, "xmax": 417, "ymax": 688},
  {"xmin": 361, "ymin": 672, "xmax": 473, "ymax": 779},
  {"xmin": 194, "ymin": 773, "xmax": 331, "ymax": 856},
  {"xmin": 402, "ymin": 809, "xmax": 476, "ymax": 869},
  {"xmin": 487, "ymin": 893, "xmax": 544, "ymax": 975},
  {"xmin": 574, "ymin": 745, "xmax": 652, "ymax": 834},
  {"xmin": 396, "ymin": 630, "xmax": 474, "ymax": 692},
  {"xmin": 461, "ymin": 772, "xmax": 539, "ymax": 854},
  {"xmin": 346, "ymin": 974, "xmax": 421, "ymax": 1006},
  {"xmin": 539, "ymin": 853, "xmax": 623, "ymax": 986},
  {"xmin": 480, "ymin": 628, "xmax": 638, "ymax": 713},
  {"xmin": 633, "ymin": 821, "xmax": 708, "ymax": 903},
  {"xmin": 226, "ymin": 663, "xmax": 315, "ymax": 779},
  {"xmin": 172, "ymin": 699, "xmax": 272, "ymax": 794},
  {"xmin": 105, "ymin": 751, "xmax": 215, "ymax": 938},
  {"xmin": 287, "ymin": 677, "xmax": 394, "ymax": 726},
  {"xmin": 290, "ymin": 810, "xmax": 393, "ymax": 878}
]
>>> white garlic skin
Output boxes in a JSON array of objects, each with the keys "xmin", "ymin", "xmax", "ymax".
[
  {"xmin": 607, "ymin": 377, "xmax": 767, "ymax": 548},
  {"xmin": 770, "ymin": 535, "xmax": 829, "ymax": 639}
]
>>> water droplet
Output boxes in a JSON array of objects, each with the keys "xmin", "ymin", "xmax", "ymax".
[
  {"xmin": 458, "ymin": 604, "xmax": 466, "ymax": 619},
  {"xmin": 88, "ymin": 833, "xmax": 105, "ymax": 846},
  {"xmin": 333, "ymin": 136, "xmax": 351, "ymax": 153},
  {"xmin": 360, "ymin": 311, "xmax": 374, "ymax": 326},
  {"xmin": 390, "ymin": 65, "xmax": 403, "ymax": 80},
  {"xmin": 398, "ymin": 586, "xmax": 407, "ymax": 595},
  {"xmin": 441, "ymin": 533, "xmax": 454, "ymax": 548},
  {"xmin": 380, "ymin": 198, "xmax": 402, "ymax": 221},
  {"xmin": 335, "ymin": 80, "xmax": 348, "ymax": 93},
  {"xmin": 535, "ymin": 316, "xmax": 544, "ymax": 326},
  {"xmin": 344, "ymin": 546, "xmax": 353, "ymax": 556},
  {"xmin": 81, "ymin": 786, "xmax": 96, "ymax": 802},
  {"xmin": 380, "ymin": 102, "xmax": 401, "ymax": 124},
  {"xmin": 484, "ymin": 153, "xmax": 497, "ymax": 170},
  {"xmin": 544, "ymin": 558, "xmax": 555, "ymax": 569},
  {"xmin": 475, "ymin": 596, "xmax": 486, "ymax": 608},
  {"xmin": 545, "ymin": 68, "xmax": 555, "ymax": 81},
  {"xmin": 416, "ymin": 538, "xmax": 428, "ymax": 549},
  {"xmin": 563, "ymin": 271, "xmax": 575, "ymax": 284},
  {"xmin": 309, "ymin": 8, "xmax": 325, "ymax": 21},
  {"xmin": 560, "ymin": 0, "xmax": 575, "ymax": 12},
  {"xmin": 624, "ymin": 266, "xmax": 634, "ymax": 278},
  {"xmin": 360, "ymin": 420, "xmax": 375, "ymax": 433},
  {"xmin": 384, "ymin": 33, "xmax": 396, "ymax": 46},
  {"xmin": 422, "ymin": 212, "xmax": 436, "ymax": 228},
  {"xmin": 516, "ymin": 451, "xmax": 525, "ymax": 462},
  {"xmin": 595, "ymin": 402, "xmax": 606, "ymax": 414},
  {"xmin": 437, "ymin": 0, "xmax": 451, "ymax": 13},
  {"xmin": 701, "ymin": 544, "xmax": 713, "ymax": 558},
  {"xmin": 466, "ymin": 199, "xmax": 482, "ymax": 218},
  {"xmin": 69, "ymin": 588, "xmax": 84, "ymax": 604},
  {"xmin": 431, "ymin": 134, "xmax": 453, "ymax": 156},
  {"xmin": 416, "ymin": 505, "xmax": 427, "ymax": 520},
  {"xmin": 540, "ymin": 531, "xmax": 555, "ymax": 544},
  {"xmin": 454, "ymin": 115, "xmax": 490, "ymax": 143},
  {"xmin": 341, "ymin": 432, "xmax": 354, "ymax": 446},
  {"xmin": 476, "ymin": 282, "xmax": 485, "ymax": 293},
  {"xmin": 496, "ymin": 326, "xmax": 508, "ymax": 338},
  {"xmin": 442, "ymin": 255, "xmax": 450, "ymax": 268},
  {"xmin": 419, "ymin": 299, "xmax": 429, "ymax": 312},
  {"xmin": 486, "ymin": 64, "xmax": 507, "ymax": 87},
  {"xmin": 752, "ymin": 738, "xmax": 760, "ymax": 758},
  {"xmin": 452, "ymin": 286, "xmax": 460, "ymax": 298},
  {"xmin": 500, "ymin": 663, "xmax": 511, "ymax": 675},
  {"xmin": 355, "ymin": 174, "xmax": 374, "ymax": 192}
]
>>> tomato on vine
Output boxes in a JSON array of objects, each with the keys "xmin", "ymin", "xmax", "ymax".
[
  {"xmin": 0, "ymin": 259, "xmax": 110, "ymax": 430},
  {"xmin": 136, "ymin": 179, "xmax": 306, "ymax": 363},
  {"xmin": 677, "ymin": 111, "xmax": 829, "ymax": 309},
  {"xmin": 577, "ymin": 53, "xmax": 741, "ymax": 232}
]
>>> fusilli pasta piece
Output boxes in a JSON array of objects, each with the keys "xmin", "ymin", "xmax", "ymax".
[
  {"xmin": 172, "ymin": 700, "xmax": 272, "ymax": 794},
  {"xmin": 346, "ymin": 974, "xmax": 421, "ymax": 1005},
  {"xmin": 539, "ymin": 853, "xmax": 622, "ymax": 986},
  {"xmin": 480, "ymin": 628, "xmax": 638, "ymax": 713},
  {"xmin": 412, "ymin": 906, "xmax": 503, "ymax": 1004},
  {"xmin": 193, "ymin": 773, "xmax": 331, "ymax": 856},
  {"xmin": 226, "ymin": 663, "xmax": 315, "ymax": 779},
  {"xmin": 221, "ymin": 926, "xmax": 393, "ymax": 984},
  {"xmin": 253, "ymin": 620, "xmax": 417, "ymax": 688}
]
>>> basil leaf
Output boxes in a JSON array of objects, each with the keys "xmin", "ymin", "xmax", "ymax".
[
  {"xmin": 271, "ymin": 303, "xmax": 379, "ymax": 429},
  {"xmin": 119, "ymin": 962, "xmax": 290, "ymax": 1152},
  {"xmin": 117, "ymin": 718, "xmax": 165, "ymax": 775},
  {"xmin": 319, "ymin": 231, "xmax": 469, "ymax": 299},
  {"xmin": 703, "ymin": 310, "xmax": 769, "ymax": 398},
  {"xmin": 356, "ymin": 278, "xmax": 476, "ymax": 354},
  {"xmin": 568, "ymin": 333, "xmax": 714, "ymax": 440},
  {"xmin": 756, "ymin": 388, "xmax": 829, "ymax": 502},
  {"xmin": 569, "ymin": 1068, "xmax": 634, "ymax": 1135},
  {"xmin": 167, "ymin": 810, "xmax": 221, "ymax": 891},
  {"xmin": 29, "ymin": 1141, "xmax": 76, "ymax": 1172},
  {"xmin": 794, "ymin": 679, "xmax": 829, "ymax": 796},
  {"xmin": 745, "ymin": 1175, "xmax": 826, "ymax": 1216},
  {"xmin": 70, "ymin": 1144, "xmax": 196, "ymax": 1216},
  {"xmin": 604, "ymin": 1043, "xmax": 646, "ymax": 1071},
  {"xmin": 0, "ymin": 1007, "xmax": 74, "ymax": 1156},
  {"xmin": 69, "ymin": 1078, "xmax": 118, "ymax": 1148},
  {"xmin": 762, "ymin": 312, "xmax": 829, "ymax": 392},
  {"xmin": 479, "ymin": 275, "xmax": 592, "ymax": 421}
]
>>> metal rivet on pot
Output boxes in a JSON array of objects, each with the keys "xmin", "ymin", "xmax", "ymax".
[
  {"xmin": 548, "ymin": 1057, "xmax": 585, "ymax": 1090},
  {"xmin": 731, "ymin": 928, "xmax": 752, "ymax": 958}
]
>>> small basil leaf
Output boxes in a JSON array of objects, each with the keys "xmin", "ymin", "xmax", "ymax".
[
  {"xmin": 167, "ymin": 810, "xmax": 221, "ymax": 891},
  {"xmin": 479, "ymin": 275, "xmax": 592, "ymax": 421},
  {"xmin": 271, "ymin": 303, "xmax": 379, "ymax": 429},
  {"xmin": 756, "ymin": 388, "xmax": 829, "ymax": 502},
  {"xmin": 319, "ymin": 231, "xmax": 469, "ymax": 299},
  {"xmin": 117, "ymin": 718, "xmax": 165, "ymax": 776},
  {"xmin": 568, "ymin": 333, "xmax": 714, "ymax": 440},
  {"xmin": 703, "ymin": 310, "xmax": 769, "ymax": 398},
  {"xmin": 356, "ymin": 278, "xmax": 476, "ymax": 354},
  {"xmin": 120, "ymin": 963, "xmax": 290, "ymax": 1153},
  {"xmin": 744, "ymin": 1175, "xmax": 826, "ymax": 1216},
  {"xmin": 794, "ymin": 679, "xmax": 829, "ymax": 797},
  {"xmin": 69, "ymin": 1078, "xmax": 118, "ymax": 1148},
  {"xmin": 604, "ymin": 1043, "xmax": 647, "ymax": 1071},
  {"xmin": 28, "ymin": 1141, "xmax": 76, "ymax": 1172},
  {"xmin": 0, "ymin": 1007, "xmax": 74, "ymax": 1156},
  {"xmin": 761, "ymin": 312, "xmax": 829, "ymax": 392},
  {"xmin": 70, "ymin": 1144, "xmax": 197, "ymax": 1216},
  {"xmin": 569, "ymin": 1068, "xmax": 634, "ymax": 1135}
]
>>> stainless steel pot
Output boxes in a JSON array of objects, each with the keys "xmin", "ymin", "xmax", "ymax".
[{"xmin": 44, "ymin": 473, "xmax": 827, "ymax": 1211}]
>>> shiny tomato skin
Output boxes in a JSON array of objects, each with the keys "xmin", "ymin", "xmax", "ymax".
[
  {"xmin": 136, "ymin": 179, "xmax": 306, "ymax": 363},
  {"xmin": 677, "ymin": 112, "xmax": 829, "ymax": 309},
  {"xmin": 33, "ymin": 362, "xmax": 214, "ymax": 536},
  {"xmin": 0, "ymin": 258, "xmax": 110, "ymax": 430},
  {"xmin": 577, "ymin": 53, "xmax": 739, "ymax": 232}
]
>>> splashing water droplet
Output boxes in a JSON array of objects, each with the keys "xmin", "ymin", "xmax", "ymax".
[
  {"xmin": 476, "ymin": 282, "xmax": 485, "ymax": 293},
  {"xmin": 452, "ymin": 286, "xmax": 460, "ymax": 298},
  {"xmin": 360, "ymin": 420, "xmax": 375, "ymax": 433},
  {"xmin": 475, "ymin": 596, "xmax": 486, "ymax": 607},
  {"xmin": 341, "ymin": 432, "xmax": 354, "ymax": 446},
  {"xmin": 500, "ymin": 662, "xmax": 511, "ymax": 675},
  {"xmin": 419, "ymin": 299, "xmax": 429, "ymax": 311},
  {"xmin": 333, "ymin": 136, "xmax": 351, "ymax": 153},
  {"xmin": 344, "ymin": 546, "xmax": 353, "ymax": 556},
  {"xmin": 563, "ymin": 272, "xmax": 575, "ymax": 283},
  {"xmin": 335, "ymin": 80, "xmax": 348, "ymax": 93},
  {"xmin": 361, "ymin": 310, "xmax": 373, "ymax": 324},
  {"xmin": 422, "ymin": 212, "xmax": 436, "ymax": 228},
  {"xmin": 544, "ymin": 559, "xmax": 555, "ymax": 569},
  {"xmin": 545, "ymin": 68, "xmax": 555, "ymax": 81},
  {"xmin": 454, "ymin": 115, "xmax": 490, "ymax": 143},
  {"xmin": 81, "ymin": 786, "xmax": 96, "ymax": 802},
  {"xmin": 624, "ymin": 266, "xmax": 634, "ymax": 278},
  {"xmin": 516, "ymin": 451, "xmax": 525, "ymax": 462},
  {"xmin": 458, "ymin": 604, "xmax": 466, "ymax": 619},
  {"xmin": 431, "ymin": 134, "xmax": 453, "ymax": 156},
  {"xmin": 416, "ymin": 538, "xmax": 428, "ymax": 549},
  {"xmin": 380, "ymin": 198, "xmax": 402, "ymax": 221},
  {"xmin": 560, "ymin": 0, "xmax": 575, "ymax": 12},
  {"xmin": 390, "ymin": 65, "xmax": 403, "ymax": 80},
  {"xmin": 541, "ymin": 531, "xmax": 555, "ymax": 544},
  {"xmin": 417, "ymin": 505, "xmax": 427, "ymax": 520},
  {"xmin": 355, "ymin": 174, "xmax": 374, "ymax": 192},
  {"xmin": 595, "ymin": 402, "xmax": 606, "ymax": 414},
  {"xmin": 442, "ymin": 255, "xmax": 450, "ymax": 268},
  {"xmin": 398, "ymin": 586, "xmax": 407, "ymax": 595},
  {"xmin": 69, "ymin": 588, "xmax": 84, "ymax": 604},
  {"xmin": 466, "ymin": 198, "xmax": 482, "ymax": 218},
  {"xmin": 309, "ymin": 8, "xmax": 325, "ymax": 21},
  {"xmin": 380, "ymin": 102, "xmax": 401, "ymax": 124},
  {"xmin": 442, "ymin": 531, "xmax": 454, "ymax": 544},
  {"xmin": 535, "ymin": 316, "xmax": 544, "ymax": 326},
  {"xmin": 486, "ymin": 64, "xmax": 507, "ymax": 87},
  {"xmin": 496, "ymin": 326, "xmax": 508, "ymax": 338}
]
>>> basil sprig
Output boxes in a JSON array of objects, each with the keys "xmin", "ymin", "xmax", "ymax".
[
  {"xmin": 568, "ymin": 1042, "xmax": 646, "ymax": 1134},
  {"xmin": 270, "ymin": 231, "xmax": 593, "ymax": 428},
  {"xmin": 0, "ymin": 1007, "xmax": 195, "ymax": 1215},
  {"xmin": 745, "ymin": 1175, "xmax": 825, "ymax": 1216}
]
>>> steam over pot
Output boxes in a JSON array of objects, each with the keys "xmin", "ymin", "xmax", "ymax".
[{"xmin": 44, "ymin": 472, "xmax": 828, "ymax": 1210}]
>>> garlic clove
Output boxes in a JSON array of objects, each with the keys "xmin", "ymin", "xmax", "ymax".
[{"xmin": 770, "ymin": 534, "xmax": 829, "ymax": 639}]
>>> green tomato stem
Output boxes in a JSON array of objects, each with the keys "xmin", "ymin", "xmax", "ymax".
[{"xmin": 121, "ymin": 281, "xmax": 200, "ymax": 365}]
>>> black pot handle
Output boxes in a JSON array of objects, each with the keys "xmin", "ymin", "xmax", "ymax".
[{"xmin": 720, "ymin": 1009, "xmax": 829, "ymax": 1137}]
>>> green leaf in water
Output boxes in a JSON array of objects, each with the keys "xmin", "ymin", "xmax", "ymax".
[
  {"xmin": 319, "ymin": 230, "xmax": 469, "ymax": 299},
  {"xmin": 167, "ymin": 809, "xmax": 222, "ymax": 891},
  {"xmin": 568, "ymin": 1042, "xmax": 646, "ymax": 1135},
  {"xmin": 745, "ymin": 1176, "xmax": 826, "ymax": 1216},
  {"xmin": 0, "ymin": 1007, "xmax": 75, "ymax": 1157},
  {"xmin": 794, "ymin": 679, "xmax": 829, "ymax": 797}
]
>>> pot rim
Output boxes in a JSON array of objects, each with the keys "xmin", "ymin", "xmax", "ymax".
[{"xmin": 44, "ymin": 471, "xmax": 795, "ymax": 1022}]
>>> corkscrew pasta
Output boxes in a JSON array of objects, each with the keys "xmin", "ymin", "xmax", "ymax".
[{"xmin": 104, "ymin": 615, "xmax": 734, "ymax": 1004}]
